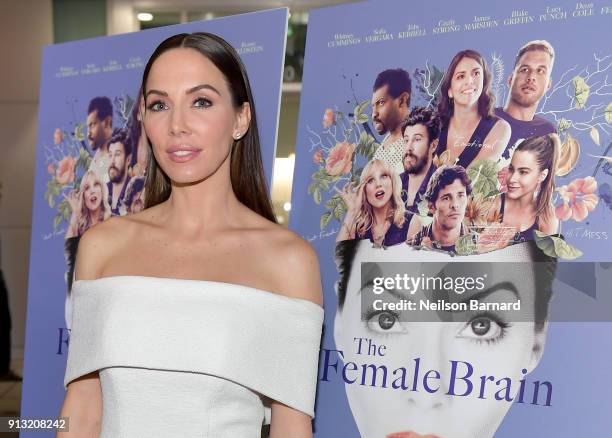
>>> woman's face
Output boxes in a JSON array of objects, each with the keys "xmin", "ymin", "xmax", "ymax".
[
  {"xmin": 506, "ymin": 150, "xmax": 546, "ymax": 201},
  {"xmin": 334, "ymin": 243, "xmax": 546, "ymax": 438},
  {"xmin": 82, "ymin": 175, "xmax": 103, "ymax": 211},
  {"xmin": 448, "ymin": 57, "xmax": 484, "ymax": 109},
  {"xmin": 143, "ymin": 47, "xmax": 249, "ymax": 185},
  {"xmin": 364, "ymin": 164, "xmax": 394, "ymax": 210}
]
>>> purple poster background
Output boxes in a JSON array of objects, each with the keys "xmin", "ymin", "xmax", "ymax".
[
  {"xmin": 21, "ymin": 8, "xmax": 288, "ymax": 434},
  {"xmin": 290, "ymin": 0, "xmax": 612, "ymax": 436}
]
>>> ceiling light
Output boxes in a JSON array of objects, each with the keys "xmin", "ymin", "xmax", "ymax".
[{"xmin": 137, "ymin": 12, "xmax": 154, "ymax": 22}]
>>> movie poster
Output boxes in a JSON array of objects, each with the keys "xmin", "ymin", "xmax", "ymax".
[
  {"xmin": 21, "ymin": 8, "xmax": 287, "ymax": 433},
  {"xmin": 291, "ymin": 0, "xmax": 611, "ymax": 436}
]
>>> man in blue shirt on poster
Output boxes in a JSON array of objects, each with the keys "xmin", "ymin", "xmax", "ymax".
[{"xmin": 495, "ymin": 40, "xmax": 557, "ymax": 158}]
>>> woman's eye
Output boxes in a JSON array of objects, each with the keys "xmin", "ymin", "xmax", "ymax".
[
  {"xmin": 193, "ymin": 97, "xmax": 212, "ymax": 108},
  {"xmin": 474, "ymin": 70, "xmax": 481, "ymax": 77},
  {"xmin": 458, "ymin": 315, "xmax": 506, "ymax": 343},
  {"xmin": 147, "ymin": 101, "xmax": 166, "ymax": 112},
  {"xmin": 366, "ymin": 311, "xmax": 404, "ymax": 334}
]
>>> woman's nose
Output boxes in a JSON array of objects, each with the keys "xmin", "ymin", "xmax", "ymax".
[{"xmin": 169, "ymin": 107, "xmax": 189, "ymax": 136}]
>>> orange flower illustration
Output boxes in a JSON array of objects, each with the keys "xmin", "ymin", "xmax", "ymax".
[
  {"xmin": 56, "ymin": 156, "xmax": 77, "ymax": 185},
  {"xmin": 555, "ymin": 176, "xmax": 599, "ymax": 222},
  {"xmin": 313, "ymin": 149, "xmax": 324, "ymax": 164},
  {"xmin": 325, "ymin": 141, "xmax": 356, "ymax": 176},
  {"xmin": 47, "ymin": 163, "xmax": 56, "ymax": 175},
  {"xmin": 322, "ymin": 108, "xmax": 335, "ymax": 129}
]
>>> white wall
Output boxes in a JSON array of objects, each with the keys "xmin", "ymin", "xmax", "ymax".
[{"xmin": 0, "ymin": 0, "xmax": 53, "ymax": 359}]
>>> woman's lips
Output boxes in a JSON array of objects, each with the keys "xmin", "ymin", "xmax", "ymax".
[
  {"xmin": 387, "ymin": 432, "xmax": 442, "ymax": 438},
  {"xmin": 167, "ymin": 147, "xmax": 202, "ymax": 163},
  {"xmin": 375, "ymin": 190, "xmax": 386, "ymax": 199}
]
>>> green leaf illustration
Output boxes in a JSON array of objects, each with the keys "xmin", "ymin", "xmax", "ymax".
[
  {"xmin": 313, "ymin": 188, "xmax": 322, "ymax": 204},
  {"xmin": 455, "ymin": 233, "xmax": 477, "ymax": 256},
  {"xmin": 534, "ymin": 230, "xmax": 583, "ymax": 260},
  {"xmin": 357, "ymin": 114, "xmax": 369, "ymax": 124},
  {"xmin": 320, "ymin": 211, "xmax": 332, "ymax": 230},
  {"xmin": 334, "ymin": 201, "xmax": 347, "ymax": 220},
  {"xmin": 416, "ymin": 199, "xmax": 433, "ymax": 226},
  {"xmin": 354, "ymin": 99, "xmax": 370, "ymax": 118},
  {"xmin": 74, "ymin": 123, "xmax": 85, "ymax": 141},
  {"xmin": 572, "ymin": 76, "xmax": 590, "ymax": 109},
  {"xmin": 324, "ymin": 194, "xmax": 342, "ymax": 209},
  {"xmin": 557, "ymin": 118, "xmax": 571, "ymax": 133},
  {"xmin": 605, "ymin": 102, "xmax": 612, "ymax": 124},
  {"xmin": 468, "ymin": 159, "xmax": 500, "ymax": 198}
]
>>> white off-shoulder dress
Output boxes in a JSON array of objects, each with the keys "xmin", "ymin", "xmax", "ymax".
[{"xmin": 64, "ymin": 276, "xmax": 324, "ymax": 437}]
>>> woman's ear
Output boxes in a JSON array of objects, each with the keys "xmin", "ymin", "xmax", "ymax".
[
  {"xmin": 525, "ymin": 322, "xmax": 548, "ymax": 374},
  {"xmin": 539, "ymin": 168, "xmax": 549, "ymax": 182},
  {"xmin": 139, "ymin": 97, "xmax": 146, "ymax": 121},
  {"xmin": 234, "ymin": 102, "xmax": 251, "ymax": 138}
]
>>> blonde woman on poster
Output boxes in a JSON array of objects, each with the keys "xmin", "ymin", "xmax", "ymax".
[
  {"xmin": 59, "ymin": 32, "xmax": 323, "ymax": 437},
  {"xmin": 336, "ymin": 159, "xmax": 410, "ymax": 247}
]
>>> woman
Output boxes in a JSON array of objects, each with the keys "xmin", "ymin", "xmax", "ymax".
[
  {"xmin": 436, "ymin": 49, "xmax": 511, "ymax": 168},
  {"xmin": 487, "ymin": 133, "xmax": 560, "ymax": 241},
  {"xmin": 336, "ymin": 159, "xmax": 410, "ymax": 247},
  {"xmin": 64, "ymin": 170, "xmax": 111, "ymax": 239},
  {"xmin": 63, "ymin": 170, "xmax": 111, "ymax": 312},
  {"xmin": 59, "ymin": 33, "xmax": 323, "ymax": 437}
]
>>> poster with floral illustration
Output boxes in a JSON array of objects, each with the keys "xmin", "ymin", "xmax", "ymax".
[
  {"xmin": 291, "ymin": 0, "xmax": 612, "ymax": 436},
  {"xmin": 22, "ymin": 9, "xmax": 288, "ymax": 435}
]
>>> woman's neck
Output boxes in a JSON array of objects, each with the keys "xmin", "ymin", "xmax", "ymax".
[
  {"xmin": 157, "ymin": 160, "xmax": 244, "ymax": 235},
  {"xmin": 506, "ymin": 192, "xmax": 537, "ymax": 218},
  {"xmin": 452, "ymin": 103, "xmax": 481, "ymax": 128},
  {"xmin": 372, "ymin": 204, "xmax": 390, "ymax": 226}
]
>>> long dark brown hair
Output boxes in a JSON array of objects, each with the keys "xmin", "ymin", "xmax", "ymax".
[
  {"xmin": 437, "ymin": 49, "xmax": 495, "ymax": 126},
  {"xmin": 513, "ymin": 133, "xmax": 560, "ymax": 225},
  {"xmin": 140, "ymin": 32, "xmax": 276, "ymax": 222}
]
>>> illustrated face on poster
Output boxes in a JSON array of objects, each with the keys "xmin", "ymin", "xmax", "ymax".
[{"xmin": 333, "ymin": 241, "xmax": 551, "ymax": 438}]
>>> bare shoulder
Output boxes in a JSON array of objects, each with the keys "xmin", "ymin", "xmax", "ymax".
[
  {"xmin": 493, "ymin": 117, "xmax": 511, "ymax": 134},
  {"xmin": 261, "ymin": 225, "xmax": 323, "ymax": 306},
  {"xmin": 74, "ymin": 216, "xmax": 126, "ymax": 281},
  {"xmin": 539, "ymin": 214, "xmax": 559, "ymax": 235},
  {"xmin": 74, "ymin": 211, "xmax": 153, "ymax": 281}
]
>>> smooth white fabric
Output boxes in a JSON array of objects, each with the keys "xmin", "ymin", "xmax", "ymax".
[{"xmin": 64, "ymin": 276, "xmax": 324, "ymax": 437}]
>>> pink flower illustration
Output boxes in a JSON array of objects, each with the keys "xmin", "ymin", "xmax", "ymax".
[
  {"xmin": 497, "ymin": 165, "xmax": 509, "ymax": 193},
  {"xmin": 325, "ymin": 141, "xmax": 356, "ymax": 176},
  {"xmin": 56, "ymin": 156, "xmax": 77, "ymax": 185},
  {"xmin": 555, "ymin": 176, "xmax": 599, "ymax": 222},
  {"xmin": 313, "ymin": 149, "xmax": 324, "ymax": 164},
  {"xmin": 53, "ymin": 128, "xmax": 62, "ymax": 145},
  {"xmin": 322, "ymin": 108, "xmax": 335, "ymax": 129},
  {"xmin": 47, "ymin": 163, "xmax": 56, "ymax": 175}
]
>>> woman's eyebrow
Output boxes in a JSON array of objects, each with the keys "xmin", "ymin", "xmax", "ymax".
[
  {"xmin": 145, "ymin": 89, "xmax": 167, "ymax": 98},
  {"xmin": 144, "ymin": 84, "xmax": 221, "ymax": 98},
  {"xmin": 186, "ymin": 84, "xmax": 221, "ymax": 96},
  {"xmin": 459, "ymin": 281, "xmax": 519, "ymax": 304}
]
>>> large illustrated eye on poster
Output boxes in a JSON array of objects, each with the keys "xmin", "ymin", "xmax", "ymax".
[
  {"xmin": 291, "ymin": 0, "xmax": 611, "ymax": 436},
  {"xmin": 22, "ymin": 9, "xmax": 288, "ymax": 435}
]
